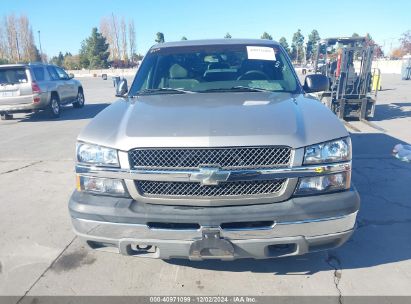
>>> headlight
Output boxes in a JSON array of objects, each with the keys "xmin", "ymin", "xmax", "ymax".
[
  {"xmin": 304, "ymin": 137, "xmax": 351, "ymax": 164},
  {"xmin": 77, "ymin": 142, "xmax": 119, "ymax": 166},
  {"xmin": 295, "ymin": 172, "xmax": 351, "ymax": 195},
  {"xmin": 76, "ymin": 175, "xmax": 127, "ymax": 196}
]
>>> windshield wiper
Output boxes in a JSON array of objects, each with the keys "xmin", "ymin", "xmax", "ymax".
[
  {"xmin": 201, "ymin": 86, "xmax": 272, "ymax": 93},
  {"xmin": 232, "ymin": 86, "xmax": 273, "ymax": 92},
  {"xmin": 137, "ymin": 88, "xmax": 195, "ymax": 95}
]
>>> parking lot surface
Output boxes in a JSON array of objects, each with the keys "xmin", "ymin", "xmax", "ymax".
[{"xmin": 0, "ymin": 75, "xmax": 410, "ymax": 297}]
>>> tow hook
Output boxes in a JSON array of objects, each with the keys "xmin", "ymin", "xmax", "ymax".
[{"xmin": 189, "ymin": 229, "xmax": 235, "ymax": 261}]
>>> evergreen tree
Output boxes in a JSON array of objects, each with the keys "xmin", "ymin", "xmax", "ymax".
[
  {"xmin": 29, "ymin": 46, "xmax": 41, "ymax": 62},
  {"xmin": 50, "ymin": 52, "xmax": 64, "ymax": 66},
  {"xmin": 79, "ymin": 41, "xmax": 89, "ymax": 68},
  {"xmin": 261, "ymin": 32, "xmax": 273, "ymax": 40},
  {"xmin": 306, "ymin": 30, "xmax": 320, "ymax": 62},
  {"xmin": 79, "ymin": 28, "xmax": 110, "ymax": 69},
  {"xmin": 56, "ymin": 52, "xmax": 64, "ymax": 66},
  {"xmin": 291, "ymin": 29, "xmax": 304, "ymax": 63},
  {"xmin": 155, "ymin": 32, "xmax": 165, "ymax": 43},
  {"xmin": 279, "ymin": 37, "xmax": 291, "ymax": 56}
]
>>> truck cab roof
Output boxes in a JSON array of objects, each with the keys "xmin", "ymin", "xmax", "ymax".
[{"xmin": 151, "ymin": 38, "xmax": 281, "ymax": 49}]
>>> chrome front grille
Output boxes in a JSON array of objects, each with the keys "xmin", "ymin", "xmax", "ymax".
[
  {"xmin": 129, "ymin": 147, "xmax": 291, "ymax": 170},
  {"xmin": 136, "ymin": 179, "xmax": 286, "ymax": 198}
]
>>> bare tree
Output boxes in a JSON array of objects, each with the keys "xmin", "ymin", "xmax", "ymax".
[
  {"xmin": 27, "ymin": 28, "xmax": 40, "ymax": 61},
  {"xmin": 101, "ymin": 15, "xmax": 121, "ymax": 61},
  {"xmin": 120, "ymin": 17, "xmax": 127, "ymax": 61},
  {"xmin": 0, "ymin": 14, "xmax": 39, "ymax": 63},
  {"xmin": 19, "ymin": 15, "xmax": 34, "ymax": 61},
  {"xmin": 399, "ymin": 30, "xmax": 411, "ymax": 53},
  {"xmin": 111, "ymin": 13, "xmax": 120, "ymax": 61},
  {"xmin": 0, "ymin": 21, "xmax": 6, "ymax": 60},
  {"xmin": 5, "ymin": 14, "xmax": 19, "ymax": 61},
  {"xmin": 19, "ymin": 15, "xmax": 40, "ymax": 62},
  {"xmin": 128, "ymin": 19, "xmax": 136, "ymax": 63},
  {"xmin": 101, "ymin": 14, "xmax": 136, "ymax": 64},
  {"xmin": 100, "ymin": 17, "xmax": 115, "ymax": 60}
]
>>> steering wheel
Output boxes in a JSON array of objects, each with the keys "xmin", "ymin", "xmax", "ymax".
[{"xmin": 237, "ymin": 70, "xmax": 269, "ymax": 81}]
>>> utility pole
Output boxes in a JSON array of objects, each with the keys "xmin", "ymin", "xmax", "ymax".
[{"xmin": 38, "ymin": 30, "xmax": 43, "ymax": 62}]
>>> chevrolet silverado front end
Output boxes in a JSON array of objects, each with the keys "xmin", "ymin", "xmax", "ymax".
[{"xmin": 69, "ymin": 39, "xmax": 360, "ymax": 260}]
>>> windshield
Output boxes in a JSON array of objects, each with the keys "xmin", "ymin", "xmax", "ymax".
[{"xmin": 129, "ymin": 44, "xmax": 300, "ymax": 95}]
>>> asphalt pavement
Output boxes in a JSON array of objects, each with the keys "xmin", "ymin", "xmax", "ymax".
[{"xmin": 0, "ymin": 74, "xmax": 410, "ymax": 298}]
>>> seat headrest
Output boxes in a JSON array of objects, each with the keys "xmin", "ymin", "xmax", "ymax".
[{"xmin": 170, "ymin": 64, "xmax": 188, "ymax": 79}]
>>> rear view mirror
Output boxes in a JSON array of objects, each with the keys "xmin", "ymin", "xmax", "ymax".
[
  {"xmin": 115, "ymin": 79, "xmax": 128, "ymax": 97},
  {"xmin": 303, "ymin": 74, "xmax": 329, "ymax": 93},
  {"xmin": 69, "ymin": 73, "xmax": 74, "ymax": 79}
]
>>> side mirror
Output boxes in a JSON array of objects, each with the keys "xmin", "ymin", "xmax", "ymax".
[
  {"xmin": 303, "ymin": 74, "xmax": 329, "ymax": 93},
  {"xmin": 115, "ymin": 79, "xmax": 128, "ymax": 97},
  {"xmin": 69, "ymin": 73, "xmax": 75, "ymax": 79}
]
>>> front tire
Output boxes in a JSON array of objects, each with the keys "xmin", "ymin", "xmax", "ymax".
[
  {"xmin": 73, "ymin": 90, "xmax": 85, "ymax": 108},
  {"xmin": 47, "ymin": 96, "xmax": 61, "ymax": 118}
]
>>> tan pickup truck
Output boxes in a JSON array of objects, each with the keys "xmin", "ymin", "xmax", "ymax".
[{"xmin": 69, "ymin": 39, "xmax": 360, "ymax": 260}]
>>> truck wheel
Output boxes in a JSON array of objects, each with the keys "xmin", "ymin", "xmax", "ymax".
[
  {"xmin": 73, "ymin": 90, "xmax": 85, "ymax": 108},
  {"xmin": 47, "ymin": 96, "xmax": 61, "ymax": 118},
  {"xmin": 1, "ymin": 113, "xmax": 13, "ymax": 120}
]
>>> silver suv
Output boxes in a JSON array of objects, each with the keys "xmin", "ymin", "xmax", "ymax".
[
  {"xmin": 0, "ymin": 63, "xmax": 84, "ymax": 119},
  {"xmin": 69, "ymin": 39, "xmax": 360, "ymax": 260}
]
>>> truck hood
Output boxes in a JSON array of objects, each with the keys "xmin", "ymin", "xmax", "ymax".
[{"xmin": 78, "ymin": 92, "xmax": 348, "ymax": 150}]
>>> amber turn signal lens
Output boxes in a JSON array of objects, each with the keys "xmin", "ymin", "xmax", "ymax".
[{"xmin": 76, "ymin": 175, "xmax": 82, "ymax": 191}]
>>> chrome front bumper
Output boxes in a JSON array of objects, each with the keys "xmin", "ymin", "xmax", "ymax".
[
  {"xmin": 69, "ymin": 184, "xmax": 360, "ymax": 259},
  {"xmin": 71, "ymin": 211, "xmax": 357, "ymax": 260}
]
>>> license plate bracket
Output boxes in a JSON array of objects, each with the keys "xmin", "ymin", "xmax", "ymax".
[
  {"xmin": 0, "ymin": 91, "xmax": 14, "ymax": 97},
  {"xmin": 189, "ymin": 229, "xmax": 235, "ymax": 260}
]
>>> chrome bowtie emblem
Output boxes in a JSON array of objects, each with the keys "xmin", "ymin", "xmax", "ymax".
[{"xmin": 190, "ymin": 167, "xmax": 230, "ymax": 186}]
